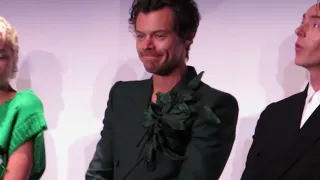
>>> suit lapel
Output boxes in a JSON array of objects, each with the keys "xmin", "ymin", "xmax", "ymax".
[
  {"xmin": 130, "ymin": 78, "xmax": 153, "ymax": 149},
  {"xmin": 268, "ymin": 84, "xmax": 320, "ymax": 179},
  {"xmin": 119, "ymin": 78, "xmax": 152, "ymax": 179},
  {"xmin": 282, "ymin": 85, "xmax": 308, "ymax": 134}
]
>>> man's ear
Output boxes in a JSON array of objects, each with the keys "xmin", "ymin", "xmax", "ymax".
[{"xmin": 184, "ymin": 31, "xmax": 196, "ymax": 46}]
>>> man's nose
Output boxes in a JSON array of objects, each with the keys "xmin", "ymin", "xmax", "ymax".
[
  {"xmin": 143, "ymin": 37, "xmax": 155, "ymax": 50},
  {"xmin": 295, "ymin": 24, "xmax": 306, "ymax": 37}
]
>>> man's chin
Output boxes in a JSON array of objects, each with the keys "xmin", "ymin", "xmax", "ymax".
[
  {"xmin": 294, "ymin": 57, "xmax": 307, "ymax": 67},
  {"xmin": 294, "ymin": 59, "xmax": 318, "ymax": 70},
  {"xmin": 144, "ymin": 66, "xmax": 174, "ymax": 76},
  {"xmin": 144, "ymin": 65, "xmax": 158, "ymax": 74}
]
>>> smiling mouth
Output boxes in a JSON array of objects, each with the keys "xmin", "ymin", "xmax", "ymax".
[{"xmin": 143, "ymin": 56, "xmax": 159, "ymax": 60}]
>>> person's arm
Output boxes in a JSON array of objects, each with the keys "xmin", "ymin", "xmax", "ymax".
[
  {"xmin": 86, "ymin": 82, "xmax": 121, "ymax": 180},
  {"xmin": 3, "ymin": 140, "xmax": 33, "ymax": 180},
  {"xmin": 177, "ymin": 93, "xmax": 239, "ymax": 180}
]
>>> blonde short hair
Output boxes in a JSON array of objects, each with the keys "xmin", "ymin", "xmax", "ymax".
[{"xmin": 0, "ymin": 17, "xmax": 19, "ymax": 79}]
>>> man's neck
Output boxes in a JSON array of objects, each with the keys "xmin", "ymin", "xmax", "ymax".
[
  {"xmin": 152, "ymin": 65, "xmax": 187, "ymax": 94},
  {"xmin": 309, "ymin": 69, "xmax": 320, "ymax": 91}
]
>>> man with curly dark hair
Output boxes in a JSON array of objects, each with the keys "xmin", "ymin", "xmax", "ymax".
[{"xmin": 86, "ymin": 0, "xmax": 239, "ymax": 179}]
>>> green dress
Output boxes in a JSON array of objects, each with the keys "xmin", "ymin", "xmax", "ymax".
[{"xmin": 0, "ymin": 89, "xmax": 47, "ymax": 179}]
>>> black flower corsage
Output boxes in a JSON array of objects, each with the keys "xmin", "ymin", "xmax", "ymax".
[{"xmin": 142, "ymin": 71, "xmax": 220, "ymax": 171}]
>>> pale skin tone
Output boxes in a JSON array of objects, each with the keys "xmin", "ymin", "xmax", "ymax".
[
  {"xmin": 135, "ymin": 7, "xmax": 194, "ymax": 102},
  {"xmin": 295, "ymin": 3, "xmax": 320, "ymax": 91},
  {"xmin": 0, "ymin": 49, "xmax": 33, "ymax": 180}
]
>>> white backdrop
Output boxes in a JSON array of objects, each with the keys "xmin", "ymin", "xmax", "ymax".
[{"xmin": 0, "ymin": 0, "xmax": 314, "ymax": 179}]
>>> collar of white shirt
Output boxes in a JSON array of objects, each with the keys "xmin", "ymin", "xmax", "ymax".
[
  {"xmin": 300, "ymin": 83, "xmax": 320, "ymax": 127},
  {"xmin": 306, "ymin": 84, "xmax": 320, "ymax": 103}
]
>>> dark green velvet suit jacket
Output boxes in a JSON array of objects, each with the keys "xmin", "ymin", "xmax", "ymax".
[{"xmin": 85, "ymin": 66, "xmax": 239, "ymax": 180}]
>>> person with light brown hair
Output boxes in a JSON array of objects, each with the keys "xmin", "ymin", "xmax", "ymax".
[
  {"xmin": 0, "ymin": 17, "xmax": 47, "ymax": 180},
  {"xmin": 242, "ymin": 2, "xmax": 320, "ymax": 180}
]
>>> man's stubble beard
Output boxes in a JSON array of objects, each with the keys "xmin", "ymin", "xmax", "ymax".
[{"xmin": 154, "ymin": 59, "xmax": 181, "ymax": 76}]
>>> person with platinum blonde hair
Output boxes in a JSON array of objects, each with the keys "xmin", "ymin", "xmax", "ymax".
[{"xmin": 0, "ymin": 17, "xmax": 47, "ymax": 180}]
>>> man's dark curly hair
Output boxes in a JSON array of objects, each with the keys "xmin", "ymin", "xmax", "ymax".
[{"xmin": 128, "ymin": 0, "xmax": 201, "ymax": 60}]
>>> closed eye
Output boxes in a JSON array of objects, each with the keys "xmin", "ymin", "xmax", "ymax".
[{"xmin": 136, "ymin": 34, "xmax": 144, "ymax": 39}]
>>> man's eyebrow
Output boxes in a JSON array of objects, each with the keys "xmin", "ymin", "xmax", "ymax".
[
  {"xmin": 135, "ymin": 29, "xmax": 170, "ymax": 34},
  {"xmin": 135, "ymin": 30, "xmax": 143, "ymax": 34},
  {"xmin": 301, "ymin": 13, "xmax": 320, "ymax": 20},
  {"xmin": 311, "ymin": 15, "xmax": 320, "ymax": 19}
]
